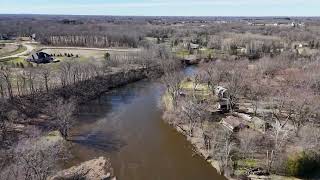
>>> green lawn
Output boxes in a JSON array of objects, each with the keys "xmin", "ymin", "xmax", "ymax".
[{"xmin": 176, "ymin": 49, "xmax": 190, "ymax": 58}]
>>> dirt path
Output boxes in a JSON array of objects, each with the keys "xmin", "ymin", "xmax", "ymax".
[
  {"xmin": 0, "ymin": 43, "xmax": 141, "ymax": 61},
  {"xmin": 39, "ymin": 46, "xmax": 141, "ymax": 52},
  {"xmin": 0, "ymin": 42, "xmax": 34, "ymax": 60}
]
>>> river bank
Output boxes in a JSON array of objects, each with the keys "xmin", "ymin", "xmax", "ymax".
[
  {"xmin": 162, "ymin": 108, "xmax": 230, "ymax": 178},
  {"xmin": 5, "ymin": 65, "xmax": 150, "ymax": 121},
  {"xmin": 64, "ymin": 75, "xmax": 226, "ymax": 179},
  {"xmin": 2, "ymin": 65, "xmax": 224, "ymax": 180},
  {"xmin": 1, "ymin": 65, "xmax": 152, "ymax": 179},
  {"xmin": 160, "ymin": 65, "xmax": 309, "ymax": 180}
]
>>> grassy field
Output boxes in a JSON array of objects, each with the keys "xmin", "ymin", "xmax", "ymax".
[
  {"xmin": 0, "ymin": 44, "xmax": 27, "ymax": 58},
  {"xmin": 0, "ymin": 40, "xmax": 15, "ymax": 43},
  {"xmin": 42, "ymin": 48, "xmax": 106, "ymax": 59},
  {"xmin": 0, "ymin": 46, "xmax": 141, "ymax": 69},
  {"xmin": 180, "ymin": 80, "xmax": 212, "ymax": 98},
  {"xmin": 176, "ymin": 49, "xmax": 190, "ymax": 58},
  {"xmin": 175, "ymin": 48, "xmax": 215, "ymax": 59},
  {"xmin": 0, "ymin": 57, "xmax": 30, "ymax": 67},
  {"xmin": 42, "ymin": 48, "xmax": 139, "ymax": 62},
  {"xmin": 0, "ymin": 44, "xmax": 19, "ymax": 56}
]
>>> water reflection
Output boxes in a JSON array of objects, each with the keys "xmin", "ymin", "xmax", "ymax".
[{"xmin": 68, "ymin": 67, "xmax": 226, "ymax": 180}]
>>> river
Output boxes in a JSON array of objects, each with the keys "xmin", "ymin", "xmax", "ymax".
[{"xmin": 68, "ymin": 67, "xmax": 226, "ymax": 180}]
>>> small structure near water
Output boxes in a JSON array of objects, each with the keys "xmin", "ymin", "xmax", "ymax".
[
  {"xmin": 214, "ymin": 86, "xmax": 232, "ymax": 112},
  {"xmin": 221, "ymin": 116, "xmax": 249, "ymax": 132}
]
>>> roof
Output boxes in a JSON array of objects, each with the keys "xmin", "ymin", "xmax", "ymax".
[
  {"xmin": 28, "ymin": 52, "xmax": 51, "ymax": 60},
  {"xmin": 221, "ymin": 116, "xmax": 248, "ymax": 131},
  {"xmin": 190, "ymin": 43, "xmax": 200, "ymax": 49},
  {"xmin": 26, "ymin": 52, "xmax": 53, "ymax": 64},
  {"xmin": 215, "ymin": 86, "xmax": 228, "ymax": 99}
]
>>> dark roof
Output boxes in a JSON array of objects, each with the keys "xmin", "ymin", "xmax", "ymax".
[
  {"xmin": 26, "ymin": 52, "xmax": 53, "ymax": 63},
  {"xmin": 30, "ymin": 52, "xmax": 51, "ymax": 60}
]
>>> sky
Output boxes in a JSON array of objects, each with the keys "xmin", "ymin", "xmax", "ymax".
[{"xmin": 1, "ymin": 0, "xmax": 320, "ymax": 16}]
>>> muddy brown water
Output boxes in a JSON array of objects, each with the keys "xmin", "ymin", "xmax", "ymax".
[{"xmin": 68, "ymin": 67, "xmax": 226, "ymax": 180}]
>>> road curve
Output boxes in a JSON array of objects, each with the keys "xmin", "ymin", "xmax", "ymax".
[
  {"xmin": 0, "ymin": 43, "xmax": 34, "ymax": 60},
  {"xmin": 0, "ymin": 43, "xmax": 141, "ymax": 61}
]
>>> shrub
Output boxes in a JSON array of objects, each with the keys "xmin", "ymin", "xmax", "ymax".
[{"xmin": 286, "ymin": 151, "xmax": 320, "ymax": 178}]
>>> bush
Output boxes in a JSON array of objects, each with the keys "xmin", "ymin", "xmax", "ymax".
[{"xmin": 286, "ymin": 151, "xmax": 320, "ymax": 178}]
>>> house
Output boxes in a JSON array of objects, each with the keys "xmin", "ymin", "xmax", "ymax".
[
  {"xmin": 190, "ymin": 43, "xmax": 200, "ymax": 50},
  {"xmin": 214, "ymin": 86, "xmax": 228, "ymax": 99},
  {"xmin": 291, "ymin": 22, "xmax": 305, "ymax": 28},
  {"xmin": 250, "ymin": 23, "xmax": 266, "ymax": 26},
  {"xmin": 292, "ymin": 42, "xmax": 309, "ymax": 49},
  {"xmin": 31, "ymin": 33, "xmax": 36, "ymax": 41},
  {"xmin": 26, "ymin": 52, "xmax": 54, "ymax": 64},
  {"xmin": 215, "ymin": 86, "xmax": 232, "ymax": 112},
  {"xmin": 236, "ymin": 47, "xmax": 248, "ymax": 55},
  {"xmin": 299, "ymin": 43, "xmax": 309, "ymax": 48},
  {"xmin": 221, "ymin": 116, "xmax": 249, "ymax": 132}
]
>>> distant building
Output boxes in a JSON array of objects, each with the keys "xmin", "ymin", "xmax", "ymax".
[
  {"xmin": 292, "ymin": 42, "xmax": 309, "ymax": 49},
  {"xmin": 31, "ymin": 33, "xmax": 36, "ymax": 41},
  {"xmin": 190, "ymin": 43, "xmax": 200, "ymax": 50},
  {"xmin": 26, "ymin": 52, "xmax": 54, "ymax": 64},
  {"xmin": 214, "ymin": 86, "xmax": 228, "ymax": 99},
  {"xmin": 237, "ymin": 47, "xmax": 248, "ymax": 55},
  {"xmin": 299, "ymin": 43, "xmax": 309, "ymax": 48},
  {"xmin": 250, "ymin": 23, "xmax": 266, "ymax": 26}
]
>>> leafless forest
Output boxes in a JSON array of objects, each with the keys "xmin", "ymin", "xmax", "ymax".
[{"xmin": 1, "ymin": 15, "xmax": 320, "ymax": 179}]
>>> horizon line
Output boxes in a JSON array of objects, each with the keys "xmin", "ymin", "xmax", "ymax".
[{"xmin": 1, "ymin": 13, "xmax": 320, "ymax": 18}]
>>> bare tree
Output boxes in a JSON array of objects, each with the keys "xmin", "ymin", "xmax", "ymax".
[
  {"xmin": 211, "ymin": 128, "xmax": 235, "ymax": 176},
  {"xmin": 266, "ymin": 120, "xmax": 289, "ymax": 173},
  {"xmin": 192, "ymin": 72, "xmax": 204, "ymax": 99},
  {"xmin": 300, "ymin": 125, "xmax": 320, "ymax": 151},
  {"xmin": 162, "ymin": 71, "xmax": 184, "ymax": 109},
  {"xmin": 178, "ymin": 98, "xmax": 208, "ymax": 137},
  {"xmin": 39, "ymin": 66, "xmax": 51, "ymax": 93},
  {"xmin": 0, "ymin": 111, "xmax": 9, "ymax": 144},
  {"xmin": 238, "ymin": 129, "xmax": 260, "ymax": 159},
  {"xmin": 1, "ymin": 132, "xmax": 66, "ymax": 180},
  {"xmin": 48, "ymin": 99, "xmax": 76, "ymax": 140},
  {"xmin": 289, "ymin": 89, "xmax": 319, "ymax": 136},
  {"xmin": 0, "ymin": 67, "xmax": 13, "ymax": 100}
]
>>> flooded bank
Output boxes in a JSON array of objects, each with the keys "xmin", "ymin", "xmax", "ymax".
[{"xmin": 67, "ymin": 67, "xmax": 226, "ymax": 180}]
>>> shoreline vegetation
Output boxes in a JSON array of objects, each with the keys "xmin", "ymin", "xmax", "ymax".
[
  {"xmin": 161, "ymin": 56, "xmax": 320, "ymax": 179},
  {"xmin": 2, "ymin": 15, "xmax": 320, "ymax": 180},
  {"xmin": 0, "ymin": 44, "xmax": 179, "ymax": 179},
  {"xmin": 0, "ymin": 65, "xmax": 149, "ymax": 179}
]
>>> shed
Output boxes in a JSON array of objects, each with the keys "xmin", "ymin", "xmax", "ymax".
[{"xmin": 221, "ymin": 116, "xmax": 249, "ymax": 132}]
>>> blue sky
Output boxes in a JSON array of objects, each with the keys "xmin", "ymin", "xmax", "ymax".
[{"xmin": 1, "ymin": 0, "xmax": 320, "ymax": 16}]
